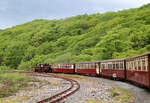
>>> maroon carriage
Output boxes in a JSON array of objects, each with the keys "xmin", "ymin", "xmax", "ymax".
[
  {"xmin": 126, "ymin": 53, "xmax": 150, "ymax": 87},
  {"xmin": 75, "ymin": 62, "xmax": 100, "ymax": 75},
  {"xmin": 51, "ymin": 63, "xmax": 75, "ymax": 73},
  {"xmin": 34, "ymin": 63, "xmax": 51, "ymax": 72},
  {"xmin": 100, "ymin": 59, "xmax": 125, "ymax": 79}
]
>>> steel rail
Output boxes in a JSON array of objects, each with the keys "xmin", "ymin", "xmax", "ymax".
[{"xmin": 15, "ymin": 72, "xmax": 80, "ymax": 103}]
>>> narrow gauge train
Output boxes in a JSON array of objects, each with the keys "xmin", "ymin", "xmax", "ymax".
[{"xmin": 35, "ymin": 53, "xmax": 150, "ymax": 88}]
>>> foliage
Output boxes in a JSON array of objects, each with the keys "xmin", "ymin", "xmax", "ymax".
[{"xmin": 0, "ymin": 4, "xmax": 150, "ymax": 69}]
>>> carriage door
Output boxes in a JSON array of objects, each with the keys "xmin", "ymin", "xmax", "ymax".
[{"xmin": 96, "ymin": 63, "xmax": 100, "ymax": 75}]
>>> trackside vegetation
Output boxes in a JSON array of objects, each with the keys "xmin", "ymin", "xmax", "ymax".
[
  {"xmin": 0, "ymin": 73, "xmax": 36, "ymax": 98},
  {"xmin": 0, "ymin": 4, "xmax": 150, "ymax": 70}
]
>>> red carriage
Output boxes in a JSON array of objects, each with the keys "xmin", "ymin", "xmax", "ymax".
[
  {"xmin": 126, "ymin": 53, "xmax": 150, "ymax": 87},
  {"xmin": 75, "ymin": 62, "xmax": 100, "ymax": 75},
  {"xmin": 51, "ymin": 63, "xmax": 75, "ymax": 73},
  {"xmin": 34, "ymin": 52, "xmax": 150, "ymax": 89},
  {"xmin": 100, "ymin": 59, "xmax": 125, "ymax": 79}
]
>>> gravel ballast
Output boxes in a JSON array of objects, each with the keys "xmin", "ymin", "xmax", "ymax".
[{"xmin": 1, "ymin": 73, "xmax": 150, "ymax": 103}]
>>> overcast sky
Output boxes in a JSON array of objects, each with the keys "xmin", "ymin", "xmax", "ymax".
[{"xmin": 0, "ymin": 0, "xmax": 150, "ymax": 29}]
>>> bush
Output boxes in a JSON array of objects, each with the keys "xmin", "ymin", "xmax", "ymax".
[{"xmin": 0, "ymin": 66, "xmax": 10, "ymax": 71}]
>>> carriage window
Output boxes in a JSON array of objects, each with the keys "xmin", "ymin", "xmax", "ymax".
[
  {"xmin": 102, "ymin": 64, "xmax": 105, "ymax": 69},
  {"xmin": 80, "ymin": 64, "xmax": 82, "ymax": 69},
  {"xmin": 145, "ymin": 57, "xmax": 148, "ymax": 71},
  {"xmin": 83, "ymin": 64, "xmax": 85, "ymax": 69},
  {"xmin": 67, "ymin": 65, "xmax": 69, "ymax": 69},
  {"xmin": 70, "ymin": 65, "xmax": 73, "ymax": 69},
  {"xmin": 81, "ymin": 64, "xmax": 85, "ymax": 69},
  {"xmin": 91, "ymin": 64, "xmax": 95, "ymax": 69},
  {"xmin": 79, "ymin": 64, "xmax": 81, "ymax": 69},
  {"xmin": 129, "ymin": 62, "xmax": 131, "ymax": 70},
  {"xmin": 88, "ymin": 64, "xmax": 91, "ymax": 68},
  {"xmin": 134, "ymin": 61, "xmax": 137, "ymax": 70},
  {"xmin": 132, "ymin": 61, "xmax": 134, "ymax": 70},
  {"xmin": 89, "ymin": 64, "xmax": 92, "ymax": 69},
  {"xmin": 77, "ymin": 64, "xmax": 79, "ymax": 69},
  {"xmin": 141, "ymin": 57, "xmax": 146, "ymax": 71},
  {"xmin": 130, "ymin": 61, "xmax": 133, "ymax": 70},
  {"xmin": 128, "ymin": 62, "xmax": 130, "ymax": 70},
  {"xmin": 79, "ymin": 64, "xmax": 82, "ymax": 69},
  {"xmin": 120, "ymin": 62, "xmax": 124, "ymax": 69},
  {"xmin": 86, "ymin": 64, "xmax": 89, "ymax": 69},
  {"xmin": 108, "ymin": 64, "xmax": 112, "ymax": 69},
  {"xmin": 84, "ymin": 64, "xmax": 86, "ymax": 69},
  {"xmin": 81, "ymin": 64, "xmax": 83, "ymax": 69},
  {"xmin": 113, "ymin": 63, "xmax": 115, "ymax": 69},
  {"xmin": 78, "ymin": 64, "xmax": 80, "ymax": 69},
  {"xmin": 116, "ymin": 63, "xmax": 119, "ymax": 69},
  {"xmin": 76, "ymin": 64, "xmax": 78, "ymax": 68},
  {"xmin": 138, "ymin": 59, "xmax": 141, "ymax": 71},
  {"xmin": 82, "ymin": 64, "xmax": 84, "ymax": 69},
  {"xmin": 106, "ymin": 64, "xmax": 108, "ymax": 69}
]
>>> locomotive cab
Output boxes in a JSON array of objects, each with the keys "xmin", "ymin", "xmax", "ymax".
[{"xmin": 34, "ymin": 63, "xmax": 51, "ymax": 72}]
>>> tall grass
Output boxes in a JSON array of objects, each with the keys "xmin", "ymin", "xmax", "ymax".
[{"xmin": 0, "ymin": 73, "xmax": 34, "ymax": 98}]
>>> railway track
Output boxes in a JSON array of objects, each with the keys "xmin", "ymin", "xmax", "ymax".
[{"xmin": 21, "ymin": 72, "xmax": 80, "ymax": 103}]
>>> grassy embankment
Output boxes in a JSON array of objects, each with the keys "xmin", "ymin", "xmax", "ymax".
[{"xmin": 0, "ymin": 72, "xmax": 36, "ymax": 98}]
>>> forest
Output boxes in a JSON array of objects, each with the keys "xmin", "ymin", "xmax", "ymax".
[{"xmin": 0, "ymin": 4, "xmax": 150, "ymax": 70}]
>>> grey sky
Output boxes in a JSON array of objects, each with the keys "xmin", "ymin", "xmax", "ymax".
[{"xmin": 0, "ymin": 0, "xmax": 150, "ymax": 29}]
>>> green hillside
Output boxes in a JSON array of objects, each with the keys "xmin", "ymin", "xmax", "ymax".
[{"xmin": 0, "ymin": 4, "xmax": 150, "ymax": 70}]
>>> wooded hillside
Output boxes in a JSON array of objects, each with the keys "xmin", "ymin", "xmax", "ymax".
[{"xmin": 0, "ymin": 4, "xmax": 150, "ymax": 70}]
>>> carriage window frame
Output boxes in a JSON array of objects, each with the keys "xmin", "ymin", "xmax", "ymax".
[
  {"xmin": 91, "ymin": 63, "xmax": 95, "ymax": 69},
  {"xmin": 105, "ymin": 63, "xmax": 108, "ymax": 69},
  {"xmin": 145, "ymin": 56, "xmax": 148, "ymax": 71},
  {"xmin": 86, "ymin": 64, "xmax": 89, "ymax": 69},
  {"xmin": 79, "ymin": 64, "xmax": 81, "ymax": 69},
  {"xmin": 79, "ymin": 64, "xmax": 80, "ymax": 69},
  {"xmin": 129, "ymin": 61, "xmax": 132, "ymax": 70},
  {"xmin": 101, "ymin": 63, "xmax": 105, "ymax": 69},
  {"xmin": 141, "ymin": 56, "xmax": 148, "ymax": 71},
  {"xmin": 134, "ymin": 60, "xmax": 137, "ymax": 70},
  {"xmin": 120, "ymin": 62, "xmax": 124, "ymax": 70},
  {"xmin": 80, "ymin": 64, "xmax": 83, "ymax": 69},
  {"xmin": 108, "ymin": 63, "xmax": 112, "ymax": 69},
  {"xmin": 131, "ymin": 61, "xmax": 134, "ymax": 70},
  {"xmin": 126, "ymin": 62, "xmax": 129, "ymax": 70},
  {"xmin": 141, "ymin": 57, "xmax": 146, "ymax": 71},
  {"xmin": 138, "ymin": 58, "xmax": 141, "ymax": 71},
  {"xmin": 116, "ymin": 63, "xmax": 119, "ymax": 69}
]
